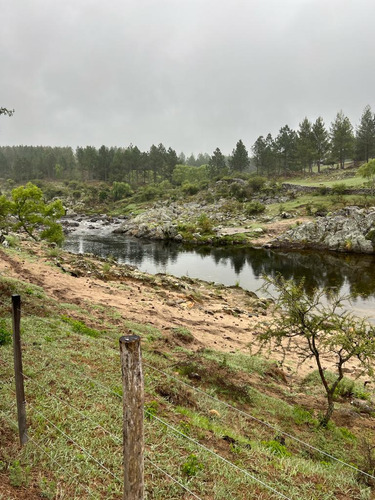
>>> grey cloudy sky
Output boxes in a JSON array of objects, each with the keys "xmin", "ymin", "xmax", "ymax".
[{"xmin": 1, "ymin": 0, "xmax": 375, "ymax": 155}]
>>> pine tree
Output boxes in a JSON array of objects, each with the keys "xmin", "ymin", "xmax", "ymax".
[
  {"xmin": 297, "ymin": 118, "xmax": 314, "ymax": 173},
  {"xmin": 275, "ymin": 125, "xmax": 297, "ymax": 174},
  {"xmin": 330, "ymin": 111, "xmax": 354, "ymax": 169},
  {"xmin": 356, "ymin": 105, "xmax": 375, "ymax": 163},
  {"xmin": 312, "ymin": 117, "xmax": 330, "ymax": 173},
  {"xmin": 208, "ymin": 147, "xmax": 227, "ymax": 177},
  {"xmin": 229, "ymin": 140, "xmax": 250, "ymax": 173}
]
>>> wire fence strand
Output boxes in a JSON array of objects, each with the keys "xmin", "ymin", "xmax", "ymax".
[
  {"xmin": 144, "ymin": 361, "xmax": 375, "ymax": 481},
  {"xmin": 19, "ymin": 376, "xmax": 205, "ymax": 499},
  {"xmin": 0, "ymin": 409, "xmax": 94, "ymax": 499},
  {"xmin": 148, "ymin": 411, "xmax": 292, "ymax": 500},
  {"xmin": 25, "ymin": 402, "xmax": 123, "ymax": 484}
]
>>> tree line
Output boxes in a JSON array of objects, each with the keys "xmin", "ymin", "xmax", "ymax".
[
  {"xmin": 1, "ymin": 105, "xmax": 374, "ymax": 184},
  {"xmin": 252, "ymin": 106, "xmax": 375, "ymax": 176}
]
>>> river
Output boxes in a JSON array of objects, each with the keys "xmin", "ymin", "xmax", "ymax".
[{"xmin": 64, "ymin": 224, "xmax": 375, "ymax": 322}]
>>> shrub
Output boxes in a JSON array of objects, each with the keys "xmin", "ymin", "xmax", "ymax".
[
  {"xmin": 245, "ymin": 201, "xmax": 266, "ymax": 216},
  {"xmin": 262, "ymin": 440, "xmax": 292, "ymax": 457},
  {"xmin": 134, "ymin": 185, "xmax": 159, "ymax": 201},
  {"xmin": 182, "ymin": 183, "xmax": 200, "ymax": 195},
  {"xmin": 111, "ymin": 182, "xmax": 132, "ymax": 201},
  {"xmin": 197, "ymin": 213, "xmax": 213, "ymax": 233},
  {"xmin": 229, "ymin": 182, "xmax": 251, "ymax": 201},
  {"xmin": 331, "ymin": 183, "xmax": 347, "ymax": 195},
  {"xmin": 248, "ymin": 175, "xmax": 266, "ymax": 192},
  {"xmin": 181, "ymin": 454, "xmax": 204, "ymax": 477}
]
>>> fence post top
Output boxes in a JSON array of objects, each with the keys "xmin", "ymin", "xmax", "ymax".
[
  {"xmin": 119, "ymin": 334, "xmax": 140, "ymax": 344},
  {"xmin": 12, "ymin": 294, "xmax": 21, "ymax": 303}
]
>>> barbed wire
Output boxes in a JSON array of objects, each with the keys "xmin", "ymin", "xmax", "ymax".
[
  {"xmin": 21, "ymin": 365, "xmax": 289, "ymax": 498},
  {"xmin": 19, "ymin": 350, "xmax": 375, "ymax": 482},
  {"xmin": 25, "ymin": 401, "xmax": 123, "ymax": 484},
  {"xmin": 144, "ymin": 456, "xmax": 203, "ymax": 500},
  {"xmin": 147, "ymin": 411, "xmax": 292, "ymax": 500},
  {"xmin": 3, "ymin": 332, "xmax": 375, "ymax": 494},
  {"xmin": 0, "ymin": 409, "xmax": 94, "ymax": 499},
  {"xmin": 143, "ymin": 361, "xmax": 375, "ymax": 481},
  {"xmin": 0, "ymin": 374, "xmax": 14, "ymax": 386},
  {"xmin": 20, "ymin": 374, "xmax": 204, "ymax": 499}
]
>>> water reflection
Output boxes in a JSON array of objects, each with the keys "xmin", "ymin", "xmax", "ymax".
[{"xmin": 64, "ymin": 233, "xmax": 375, "ymax": 319}]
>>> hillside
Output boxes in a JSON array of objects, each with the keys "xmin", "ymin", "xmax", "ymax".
[{"xmin": 0, "ymin": 241, "xmax": 375, "ymax": 499}]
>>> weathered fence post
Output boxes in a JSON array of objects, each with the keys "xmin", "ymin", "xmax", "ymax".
[
  {"xmin": 12, "ymin": 294, "xmax": 28, "ymax": 446},
  {"xmin": 119, "ymin": 334, "xmax": 144, "ymax": 500}
]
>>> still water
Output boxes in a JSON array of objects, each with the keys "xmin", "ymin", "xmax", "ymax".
[{"xmin": 64, "ymin": 231, "xmax": 375, "ymax": 321}]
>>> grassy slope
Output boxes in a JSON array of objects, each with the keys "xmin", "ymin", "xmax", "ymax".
[{"xmin": 0, "ymin": 247, "xmax": 374, "ymax": 499}]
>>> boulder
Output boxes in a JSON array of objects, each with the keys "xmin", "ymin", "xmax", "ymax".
[{"xmin": 270, "ymin": 206, "xmax": 375, "ymax": 254}]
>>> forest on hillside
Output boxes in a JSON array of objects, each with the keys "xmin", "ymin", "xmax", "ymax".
[{"xmin": 1, "ymin": 105, "xmax": 375, "ymax": 185}]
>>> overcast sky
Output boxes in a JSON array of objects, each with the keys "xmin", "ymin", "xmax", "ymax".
[{"xmin": 1, "ymin": 0, "xmax": 375, "ymax": 156}]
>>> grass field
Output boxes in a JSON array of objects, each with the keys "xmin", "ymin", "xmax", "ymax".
[{"xmin": 1, "ymin": 262, "xmax": 375, "ymax": 499}]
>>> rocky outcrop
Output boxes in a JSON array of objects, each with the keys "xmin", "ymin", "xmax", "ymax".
[
  {"xmin": 270, "ymin": 206, "xmax": 375, "ymax": 254},
  {"xmin": 282, "ymin": 183, "xmax": 374, "ymax": 196},
  {"xmin": 112, "ymin": 200, "xmax": 251, "ymax": 242}
]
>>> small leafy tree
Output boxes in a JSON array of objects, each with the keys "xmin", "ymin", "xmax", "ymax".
[
  {"xmin": 111, "ymin": 181, "xmax": 132, "ymax": 201},
  {"xmin": 357, "ymin": 159, "xmax": 375, "ymax": 195},
  {"xmin": 9, "ymin": 183, "xmax": 65, "ymax": 244},
  {"xmin": 259, "ymin": 274, "xmax": 375, "ymax": 427}
]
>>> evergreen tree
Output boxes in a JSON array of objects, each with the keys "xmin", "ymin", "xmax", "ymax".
[
  {"xmin": 312, "ymin": 117, "xmax": 330, "ymax": 173},
  {"xmin": 330, "ymin": 111, "xmax": 355, "ymax": 169},
  {"xmin": 164, "ymin": 147, "xmax": 179, "ymax": 181},
  {"xmin": 196, "ymin": 152, "xmax": 210, "ymax": 166},
  {"xmin": 296, "ymin": 118, "xmax": 314, "ymax": 173},
  {"xmin": 275, "ymin": 125, "xmax": 297, "ymax": 174},
  {"xmin": 229, "ymin": 139, "xmax": 250, "ymax": 173},
  {"xmin": 149, "ymin": 144, "xmax": 167, "ymax": 183},
  {"xmin": 186, "ymin": 153, "xmax": 197, "ymax": 166},
  {"xmin": 208, "ymin": 147, "xmax": 227, "ymax": 177},
  {"xmin": 356, "ymin": 105, "xmax": 375, "ymax": 163}
]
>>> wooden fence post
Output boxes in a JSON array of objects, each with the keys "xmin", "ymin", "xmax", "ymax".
[
  {"xmin": 12, "ymin": 294, "xmax": 28, "ymax": 446},
  {"xmin": 119, "ymin": 334, "xmax": 144, "ymax": 500}
]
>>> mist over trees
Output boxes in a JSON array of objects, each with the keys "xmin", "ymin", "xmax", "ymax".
[{"xmin": 1, "ymin": 105, "xmax": 375, "ymax": 185}]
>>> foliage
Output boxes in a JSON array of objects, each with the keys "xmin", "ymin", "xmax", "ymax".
[
  {"xmin": 3, "ymin": 183, "xmax": 65, "ymax": 244},
  {"xmin": 247, "ymin": 175, "xmax": 266, "ymax": 192},
  {"xmin": 133, "ymin": 185, "xmax": 160, "ymax": 202},
  {"xmin": 61, "ymin": 316, "xmax": 101, "ymax": 338},
  {"xmin": 262, "ymin": 440, "xmax": 292, "ymax": 457},
  {"xmin": 356, "ymin": 105, "xmax": 375, "ymax": 163},
  {"xmin": 181, "ymin": 454, "xmax": 204, "ymax": 477},
  {"xmin": 330, "ymin": 111, "xmax": 355, "ymax": 169},
  {"xmin": 244, "ymin": 201, "xmax": 266, "ymax": 216},
  {"xmin": 331, "ymin": 183, "xmax": 347, "ymax": 195},
  {"xmin": 208, "ymin": 147, "xmax": 227, "ymax": 177},
  {"xmin": 197, "ymin": 213, "xmax": 214, "ymax": 233},
  {"xmin": 181, "ymin": 182, "xmax": 200, "ymax": 195},
  {"xmin": 357, "ymin": 159, "xmax": 375, "ymax": 194},
  {"xmin": 111, "ymin": 181, "xmax": 132, "ymax": 201},
  {"xmin": 260, "ymin": 274, "xmax": 375, "ymax": 426},
  {"xmin": 229, "ymin": 139, "xmax": 250, "ymax": 173},
  {"xmin": 172, "ymin": 164, "xmax": 209, "ymax": 186},
  {"xmin": 303, "ymin": 370, "xmax": 370, "ymax": 400}
]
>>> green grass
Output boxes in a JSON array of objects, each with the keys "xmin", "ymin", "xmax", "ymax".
[{"xmin": 0, "ymin": 272, "xmax": 374, "ymax": 499}]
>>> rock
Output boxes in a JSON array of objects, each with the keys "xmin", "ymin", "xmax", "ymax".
[
  {"xmin": 280, "ymin": 212, "xmax": 293, "ymax": 219},
  {"xmin": 351, "ymin": 399, "xmax": 374, "ymax": 414},
  {"xmin": 271, "ymin": 206, "xmax": 375, "ymax": 254}
]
